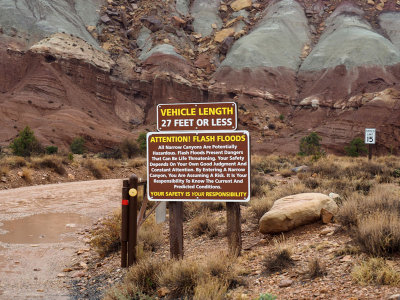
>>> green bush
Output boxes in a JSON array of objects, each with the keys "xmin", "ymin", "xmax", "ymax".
[
  {"xmin": 10, "ymin": 126, "xmax": 42, "ymax": 157},
  {"xmin": 137, "ymin": 133, "xmax": 147, "ymax": 155},
  {"xmin": 345, "ymin": 138, "xmax": 367, "ymax": 157},
  {"xmin": 45, "ymin": 145, "xmax": 58, "ymax": 154},
  {"xmin": 70, "ymin": 137, "xmax": 85, "ymax": 154},
  {"xmin": 298, "ymin": 132, "xmax": 324, "ymax": 158}
]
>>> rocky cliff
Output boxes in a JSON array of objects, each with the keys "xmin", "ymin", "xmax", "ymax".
[{"xmin": 0, "ymin": 0, "xmax": 400, "ymax": 154}]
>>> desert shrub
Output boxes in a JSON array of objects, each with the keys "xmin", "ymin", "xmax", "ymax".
[
  {"xmin": 10, "ymin": 126, "xmax": 42, "ymax": 157},
  {"xmin": 298, "ymin": 132, "xmax": 324, "ymax": 158},
  {"xmin": 67, "ymin": 153, "xmax": 74, "ymax": 161},
  {"xmin": 193, "ymin": 276, "xmax": 228, "ymax": 300},
  {"xmin": 203, "ymin": 253, "xmax": 240, "ymax": 288},
  {"xmin": 250, "ymin": 171, "xmax": 275, "ymax": 197},
  {"xmin": 120, "ymin": 138, "xmax": 139, "ymax": 158},
  {"xmin": 70, "ymin": 136, "xmax": 85, "ymax": 154},
  {"xmin": 257, "ymin": 293, "xmax": 277, "ymax": 300},
  {"xmin": 352, "ymin": 258, "xmax": 400, "ymax": 286},
  {"xmin": 84, "ymin": 159, "xmax": 108, "ymax": 179},
  {"xmin": 31, "ymin": 156, "xmax": 66, "ymax": 175},
  {"xmin": 184, "ymin": 202, "xmax": 202, "ymax": 221},
  {"xmin": 393, "ymin": 168, "xmax": 400, "ymax": 178},
  {"xmin": 137, "ymin": 133, "xmax": 147, "ymax": 155},
  {"xmin": 138, "ymin": 216, "xmax": 163, "ymax": 252},
  {"xmin": 45, "ymin": 146, "xmax": 58, "ymax": 155},
  {"xmin": 307, "ymin": 259, "xmax": 327, "ymax": 278},
  {"xmin": 125, "ymin": 258, "xmax": 165, "ymax": 294},
  {"xmin": 280, "ymin": 169, "xmax": 294, "ymax": 178},
  {"xmin": 21, "ymin": 167, "xmax": 32, "ymax": 182},
  {"xmin": 100, "ymin": 148, "xmax": 122, "ymax": 159},
  {"xmin": 345, "ymin": 137, "xmax": 367, "ymax": 157},
  {"xmin": 189, "ymin": 209, "xmax": 218, "ymax": 238},
  {"xmin": 90, "ymin": 210, "xmax": 121, "ymax": 257}
]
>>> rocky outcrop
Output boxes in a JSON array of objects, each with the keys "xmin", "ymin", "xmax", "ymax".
[
  {"xmin": 0, "ymin": 0, "xmax": 103, "ymax": 48},
  {"xmin": 379, "ymin": 12, "xmax": 400, "ymax": 50},
  {"xmin": 213, "ymin": 0, "xmax": 310, "ymax": 100},
  {"xmin": 259, "ymin": 193, "xmax": 338, "ymax": 234},
  {"xmin": 298, "ymin": 3, "xmax": 400, "ymax": 105},
  {"xmin": 191, "ymin": 0, "xmax": 222, "ymax": 37}
]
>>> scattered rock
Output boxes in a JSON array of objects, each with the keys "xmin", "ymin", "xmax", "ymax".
[
  {"xmin": 57, "ymin": 273, "xmax": 66, "ymax": 278},
  {"xmin": 259, "ymin": 193, "xmax": 339, "ymax": 234},
  {"xmin": 320, "ymin": 227, "xmax": 335, "ymax": 235},
  {"xmin": 1, "ymin": 176, "xmax": 6, "ymax": 183},
  {"xmin": 171, "ymin": 16, "xmax": 186, "ymax": 27},
  {"xmin": 66, "ymin": 223, "xmax": 77, "ymax": 228},
  {"xmin": 321, "ymin": 208, "xmax": 334, "ymax": 224},
  {"xmin": 340, "ymin": 255, "xmax": 352, "ymax": 262},
  {"xmin": 72, "ymin": 271, "xmax": 86, "ymax": 278},
  {"xmin": 157, "ymin": 287, "xmax": 171, "ymax": 297},
  {"xmin": 63, "ymin": 268, "xmax": 73, "ymax": 272},
  {"xmin": 230, "ymin": 0, "xmax": 252, "ymax": 12},
  {"xmin": 388, "ymin": 294, "xmax": 400, "ymax": 300},
  {"xmin": 140, "ymin": 16, "xmax": 163, "ymax": 32},
  {"xmin": 278, "ymin": 279, "xmax": 293, "ymax": 288},
  {"xmin": 17, "ymin": 171, "xmax": 23, "ymax": 177},
  {"xmin": 291, "ymin": 165, "xmax": 309, "ymax": 173},
  {"xmin": 68, "ymin": 173, "xmax": 75, "ymax": 180},
  {"xmin": 214, "ymin": 28, "xmax": 235, "ymax": 43},
  {"xmin": 100, "ymin": 15, "xmax": 111, "ymax": 24},
  {"xmin": 219, "ymin": 36, "xmax": 234, "ymax": 55}
]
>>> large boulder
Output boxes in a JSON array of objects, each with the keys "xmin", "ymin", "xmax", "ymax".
[{"xmin": 259, "ymin": 193, "xmax": 338, "ymax": 234}]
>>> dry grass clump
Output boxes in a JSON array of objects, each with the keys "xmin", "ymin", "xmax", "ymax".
[
  {"xmin": 356, "ymin": 211, "xmax": 400, "ymax": 256},
  {"xmin": 338, "ymin": 185, "xmax": 400, "ymax": 256},
  {"xmin": 21, "ymin": 167, "xmax": 32, "ymax": 182},
  {"xmin": 352, "ymin": 258, "xmax": 400, "ymax": 286},
  {"xmin": 280, "ymin": 169, "xmax": 294, "ymax": 178},
  {"xmin": 0, "ymin": 165, "xmax": 9, "ymax": 176},
  {"xmin": 84, "ymin": 159, "xmax": 109, "ymax": 179},
  {"xmin": 307, "ymin": 259, "xmax": 327, "ymax": 278},
  {"xmin": 263, "ymin": 238, "xmax": 294, "ymax": 274},
  {"xmin": 90, "ymin": 210, "xmax": 121, "ymax": 257},
  {"xmin": 189, "ymin": 209, "xmax": 218, "ymax": 238},
  {"xmin": 138, "ymin": 216, "xmax": 163, "ymax": 252},
  {"xmin": 159, "ymin": 258, "xmax": 202, "ymax": 298},
  {"xmin": 106, "ymin": 252, "xmax": 240, "ymax": 299},
  {"xmin": 104, "ymin": 257, "xmax": 165, "ymax": 300},
  {"xmin": 184, "ymin": 202, "xmax": 202, "ymax": 221},
  {"xmin": 127, "ymin": 157, "xmax": 147, "ymax": 168},
  {"xmin": 1, "ymin": 156, "xmax": 26, "ymax": 168},
  {"xmin": 30, "ymin": 155, "xmax": 66, "ymax": 175},
  {"xmin": 193, "ymin": 276, "xmax": 228, "ymax": 300}
]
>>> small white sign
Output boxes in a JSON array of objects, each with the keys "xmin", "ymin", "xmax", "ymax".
[
  {"xmin": 365, "ymin": 128, "xmax": 376, "ymax": 144},
  {"xmin": 155, "ymin": 201, "xmax": 166, "ymax": 224}
]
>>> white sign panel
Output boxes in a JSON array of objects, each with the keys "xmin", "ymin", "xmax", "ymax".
[{"xmin": 365, "ymin": 128, "xmax": 376, "ymax": 144}]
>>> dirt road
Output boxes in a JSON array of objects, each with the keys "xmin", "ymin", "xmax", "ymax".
[{"xmin": 0, "ymin": 179, "xmax": 122, "ymax": 299}]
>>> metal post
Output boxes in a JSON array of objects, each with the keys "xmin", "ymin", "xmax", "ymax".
[
  {"xmin": 121, "ymin": 180, "xmax": 129, "ymax": 268},
  {"xmin": 226, "ymin": 202, "xmax": 241, "ymax": 256},
  {"xmin": 128, "ymin": 174, "xmax": 138, "ymax": 266},
  {"xmin": 368, "ymin": 144, "xmax": 372, "ymax": 161}
]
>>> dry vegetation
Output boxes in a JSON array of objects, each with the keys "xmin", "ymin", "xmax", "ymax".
[{"xmin": 352, "ymin": 258, "xmax": 400, "ymax": 286}]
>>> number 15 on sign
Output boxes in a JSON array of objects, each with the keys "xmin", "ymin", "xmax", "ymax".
[{"xmin": 365, "ymin": 128, "xmax": 376, "ymax": 144}]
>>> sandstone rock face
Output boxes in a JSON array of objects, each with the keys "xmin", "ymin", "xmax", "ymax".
[
  {"xmin": 259, "ymin": 193, "xmax": 338, "ymax": 234},
  {"xmin": 0, "ymin": 0, "xmax": 102, "ymax": 48},
  {"xmin": 214, "ymin": 0, "xmax": 310, "ymax": 99},
  {"xmin": 30, "ymin": 33, "xmax": 114, "ymax": 72}
]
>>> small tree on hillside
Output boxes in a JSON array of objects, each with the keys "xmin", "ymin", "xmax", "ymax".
[
  {"xmin": 70, "ymin": 136, "xmax": 86, "ymax": 154},
  {"xmin": 137, "ymin": 133, "xmax": 147, "ymax": 155},
  {"xmin": 10, "ymin": 126, "xmax": 42, "ymax": 157},
  {"xmin": 298, "ymin": 132, "xmax": 324, "ymax": 158},
  {"xmin": 345, "ymin": 137, "xmax": 368, "ymax": 157}
]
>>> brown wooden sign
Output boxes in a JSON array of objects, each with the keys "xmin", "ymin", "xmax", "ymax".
[
  {"xmin": 147, "ymin": 131, "xmax": 250, "ymax": 202},
  {"xmin": 157, "ymin": 102, "xmax": 237, "ymax": 131}
]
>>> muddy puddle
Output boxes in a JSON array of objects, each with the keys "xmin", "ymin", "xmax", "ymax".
[{"xmin": 0, "ymin": 213, "xmax": 91, "ymax": 244}]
